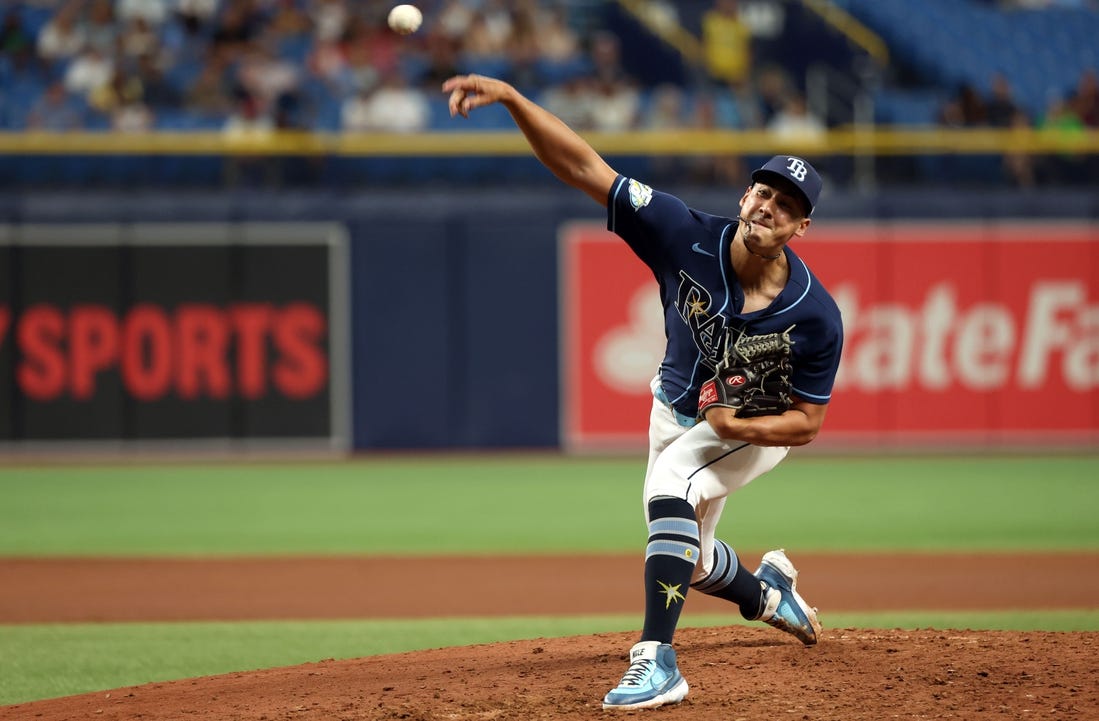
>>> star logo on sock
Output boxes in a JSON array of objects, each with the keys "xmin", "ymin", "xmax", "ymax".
[{"xmin": 657, "ymin": 580, "xmax": 685, "ymax": 609}]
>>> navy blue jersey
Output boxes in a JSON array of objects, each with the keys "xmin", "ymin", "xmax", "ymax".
[{"xmin": 607, "ymin": 175, "xmax": 844, "ymax": 419}]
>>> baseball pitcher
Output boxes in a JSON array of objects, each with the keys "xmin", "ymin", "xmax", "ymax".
[{"xmin": 443, "ymin": 74, "xmax": 844, "ymax": 711}]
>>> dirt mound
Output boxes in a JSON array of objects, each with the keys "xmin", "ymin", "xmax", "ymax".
[
  {"xmin": 3, "ymin": 553, "xmax": 1097, "ymax": 719},
  {"xmin": 4, "ymin": 552, "xmax": 1098, "ymax": 622},
  {"xmin": 4, "ymin": 626, "xmax": 1097, "ymax": 721}
]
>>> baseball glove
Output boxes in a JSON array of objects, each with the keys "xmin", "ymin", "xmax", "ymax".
[{"xmin": 698, "ymin": 327, "xmax": 795, "ymax": 418}]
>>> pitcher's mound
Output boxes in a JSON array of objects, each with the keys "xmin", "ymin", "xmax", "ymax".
[{"xmin": 5, "ymin": 626, "xmax": 1097, "ymax": 720}]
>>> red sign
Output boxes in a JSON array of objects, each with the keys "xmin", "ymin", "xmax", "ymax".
[
  {"xmin": 560, "ymin": 221, "xmax": 1099, "ymax": 450},
  {"xmin": 0, "ymin": 225, "xmax": 348, "ymax": 447}
]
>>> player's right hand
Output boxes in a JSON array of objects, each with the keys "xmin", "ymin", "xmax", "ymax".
[{"xmin": 442, "ymin": 74, "xmax": 513, "ymax": 118}]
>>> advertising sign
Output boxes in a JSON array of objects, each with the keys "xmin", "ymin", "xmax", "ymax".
[
  {"xmin": 561, "ymin": 221, "xmax": 1099, "ymax": 450},
  {"xmin": 0, "ymin": 224, "xmax": 349, "ymax": 449}
]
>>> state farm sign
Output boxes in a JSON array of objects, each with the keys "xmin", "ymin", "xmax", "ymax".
[
  {"xmin": 834, "ymin": 281, "xmax": 1097, "ymax": 392},
  {"xmin": 561, "ymin": 221, "xmax": 1098, "ymax": 450}
]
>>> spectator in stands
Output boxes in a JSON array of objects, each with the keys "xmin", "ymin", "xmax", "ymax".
[
  {"xmin": 418, "ymin": 33, "xmax": 463, "ymax": 90},
  {"xmin": 85, "ymin": 0, "xmax": 119, "ymax": 54},
  {"xmin": 589, "ymin": 31, "xmax": 632, "ymax": 86},
  {"xmin": 176, "ymin": 0, "xmax": 219, "ymax": 37},
  {"xmin": 702, "ymin": 0, "xmax": 752, "ymax": 88},
  {"xmin": 504, "ymin": 15, "xmax": 542, "ymax": 93},
  {"xmin": 686, "ymin": 88, "xmax": 746, "ymax": 185},
  {"xmin": 938, "ymin": 82, "xmax": 988, "ymax": 126},
  {"xmin": 589, "ymin": 75, "xmax": 641, "ymax": 131},
  {"xmin": 463, "ymin": 10, "xmax": 509, "ymax": 59},
  {"xmin": 185, "ymin": 56, "xmax": 234, "ymax": 119},
  {"xmin": 269, "ymin": 0, "xmax": 313, "ymax": 38},
  {"xmin": 540, "ymin": 74, "xmax": 595, "ymax": 130},
  {"xmin": 117, "ymin": 0, "xmax": 168, "ymax": 27},
  {"xmin": 766, "ymin": 91, "xmax": 825, "ymax": 139},
  {"xmin": 984, "ymin": 73, "xmax": 1036, "ymax": 187},
  {"xmin": 273, "ymin": 90, "xmax": 305, "ymax": 130},
  {"xmin": 119, "ymin": 17, "xmax": 159, "ymax": 59},
  {"xmin": 753, "ymin": 64, "xmax": 794, "ymax": 126},
  {"xmin": 1071, "ymin": 69, "xmax": 1099, "ymax": 126},
  {"xmin": 1, "ymin": 8, "xmax": 38, "ymax": 75},
  {"xmin": 586, "ymin": 30, "xmax": 642, "ymax": 131},
  {"xmin": 135, "ymin": 51, "xmax": 181, "ymax": 108},
  {"xmin": 308, "ymin": 35, "xmax": 347, "ymax": 84},
  {"xmin": 1037, "ymin": 92, "xmax": 1087, "ymax": 184},
  {"xmin": 88, "ymin": 64, "xmax": 144, "ymax": 116},
  {"xmin": 340, "ymin": 69, "xmax": 429, "ymax": 132},
  {"xmin": 645, "ymin": 83, "xmax": 688, "ymax": 130},
  {"xmin": 224, "ymin": 89, "xmax": 274, "ymax": 136},
  {"xmin": 308, "ymin": 0, "xmax": 350, "ymax": 44},
  {"xmin": 27, "ymin": 80, "xmax": 87, "ymax": 130},
  {"xmin": 985, "ymin": 73, "xmax": 1024, "ymax": 126},
  {"xmin": 36, "ymin": 0, "xmax": 86, "ymax": 62},
  {"xmin": 479, "ymin": 0, "xmax": 517, "ymax": 51},
  {"xmin": 112, "ymin": 98, "xmax": 154, "ymax": 132},
  {"xmin": 436, "ymin": 0, "xmax": 476, "ymax": 39},
  {"xmin": 222, "ymin": 88, "xmax": 281, "ymax": 187},
  {"xmin": 64, "ymin": 45, "xmax": 114, "ymax": 98},
  {"xmin": 337, "ymin": 38, "xmax": 381, "ymax": 99},
  {"xmin": 236, "ymin": 40, "xmax": 301, "ymax": 117},
  {"xmin": 534, "ymin": 3, "xmax": 580, "ymax": 64},
  {"xmin": 211, "ymin": 1, "xmax": 264, "ymax": 63},
  {"xmin": 1070, "ymin": 69, "xmax": 1099, "ymax": 180},
  {"xmin": 343, "ymin": 10, "xmax": 400, "ymax": 80}
]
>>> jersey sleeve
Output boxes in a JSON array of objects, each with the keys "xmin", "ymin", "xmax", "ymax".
[
  {"xmin": 606, "ymin": 175, "xmax": 699, "ymax": 268},
  {"xmin": 790, "ymin": 320, "xmax": 843, "ymax": 404}
]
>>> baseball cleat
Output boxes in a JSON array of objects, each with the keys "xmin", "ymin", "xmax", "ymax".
[
  {"xmin": 602, "ymin": 641, "xmax": 689, "ymax": 710},
  {"xmin": 755, "ymin": 549, "xmax": 822, "ymax": 646}
]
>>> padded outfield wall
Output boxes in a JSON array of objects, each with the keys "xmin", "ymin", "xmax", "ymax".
[{"xmin": 1, "ymin": 187, "xmax": 1096, "ymax": 452}]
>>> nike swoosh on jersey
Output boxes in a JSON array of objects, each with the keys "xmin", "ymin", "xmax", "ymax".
[{"xmin": 691, "ymin": 242, "xmax": 715, "ymax": 257}]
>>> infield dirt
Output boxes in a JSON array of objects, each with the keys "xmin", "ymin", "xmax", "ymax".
[{"xmin": 2, "ymin": 552, "xmax": 1097, "ymax": 720}]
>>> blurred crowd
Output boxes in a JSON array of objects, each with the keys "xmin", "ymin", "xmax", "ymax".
[
  {"xmin": 0, "ymin": 0, "xmax": 590, "ymax": 133},
  {"xmin": 0, "ymin": 0, "xmax": 812, "ymax": 142},
  {"xmin": 0, "ymin": 0, "xmax": 1094, "ymax": 188},
  {"xmin": 937, "ymin": 69, "xmax": 1099, "ymax": 186}
]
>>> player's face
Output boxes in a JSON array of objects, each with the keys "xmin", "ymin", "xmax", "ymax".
[{"xmin": 739, "ymin": 183, "xmax": 811, "ymax": 248}]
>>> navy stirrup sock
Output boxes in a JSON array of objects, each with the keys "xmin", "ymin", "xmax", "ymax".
[
  {"xmin": 641, "ymin": 497, "xmax": 700, "ymax": 643},
  {"xmin": 691, "ymin": 539, "xmax": 766, "ymax": 620}
]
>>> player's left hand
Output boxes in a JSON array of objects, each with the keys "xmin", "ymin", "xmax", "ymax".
[{"xmin": 698, "ymin": 328, "xmax": 795, "ymax": 419}]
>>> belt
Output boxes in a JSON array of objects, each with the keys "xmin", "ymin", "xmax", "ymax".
[{"xmin": 655, "ymin": 386, "xmax": 700, "ymax": 428}]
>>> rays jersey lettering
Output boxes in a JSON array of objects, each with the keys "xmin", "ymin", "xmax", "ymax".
[{"xmin": 676, "ymin": 270, "xmax": 728, "ymax": 368}]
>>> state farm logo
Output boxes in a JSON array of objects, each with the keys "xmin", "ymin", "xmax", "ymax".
[
  {"xmin": 725, "ymin": 374, "xmax": 747, "ymax": 387},
  {"xmin": 834, "ymin": 280, "xmax": 1098, "ymax": 392}
]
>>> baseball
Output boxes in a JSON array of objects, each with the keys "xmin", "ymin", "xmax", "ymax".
[{"xmin": 387, "ymin": 4, "xmax": 422, "ymax": 35}]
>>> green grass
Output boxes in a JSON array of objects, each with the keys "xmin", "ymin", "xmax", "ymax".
[
  {"xmin": 2, "ymin": 611, "xmax": 1097, "ymax": 707},
  {"xmin": 1, "ymin": 453, "xmax": 1097, "ymax": 706},
  {"xmin": 1, "ymin": 454, "xmax": 1097, "ymax": 555}
]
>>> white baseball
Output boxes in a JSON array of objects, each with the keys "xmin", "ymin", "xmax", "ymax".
[{"xmin": 387, "ymin": 4, "xmax": 422, "ymax": 35}]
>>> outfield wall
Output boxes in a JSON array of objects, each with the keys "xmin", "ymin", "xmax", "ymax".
[{"xmin": 1, "ymin": 187, "xmax": 1096, "ymax": 451}]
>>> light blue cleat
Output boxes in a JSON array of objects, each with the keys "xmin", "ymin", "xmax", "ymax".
[
  {"xmin": 755, "ymin": 549, "xmax": 822, "ymax": 646},
  {"xmin": 602, "ymin": 641, "xmax": 689, "ymax": 710}
]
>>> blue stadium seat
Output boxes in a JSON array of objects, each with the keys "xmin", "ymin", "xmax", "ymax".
[
  {"xmin": 840, "ymin": 0, "xmax": 1099, "ymax": 118},
  {"xmin": 873, "ymin": 90, "xmax": 944, "ymax": 126}
]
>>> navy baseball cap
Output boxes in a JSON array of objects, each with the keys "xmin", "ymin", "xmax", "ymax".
[{"xmin": 751, "ymin": 155, "xmax": 822, "ymax": 216}]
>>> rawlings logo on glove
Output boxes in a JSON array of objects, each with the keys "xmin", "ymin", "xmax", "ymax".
[{"xmin": 698, "ymin": 326, "xmax": 795, "ymax": 419}]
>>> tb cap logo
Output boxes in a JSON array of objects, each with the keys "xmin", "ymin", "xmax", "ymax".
[
  {"xmin": 750, "ymin": 155, "xmax": 822, "ymax": 215},
  {"xmin": 785, "ymin": 157, "xmax": 808, "ymax": 181}
]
